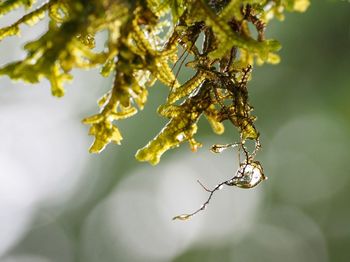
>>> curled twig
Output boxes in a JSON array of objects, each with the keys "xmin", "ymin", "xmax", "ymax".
[{"xmin": 173, "ymin": 140, "xmax": 266, "ymax": 221}]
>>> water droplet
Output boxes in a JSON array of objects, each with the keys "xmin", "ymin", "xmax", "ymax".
[{"xmin": 233, "ymin": 161, "xmax": 265, "ymax": 189}]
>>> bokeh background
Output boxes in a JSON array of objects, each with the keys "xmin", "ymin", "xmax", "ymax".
[{"xmin": 0, "ymin": 1, "xmax": 349, "ymax": 261}]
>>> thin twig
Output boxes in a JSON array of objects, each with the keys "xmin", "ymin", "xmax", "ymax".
[{"xmin": 173, "ymin": 179, "xmax": 232, "ymax": 220}]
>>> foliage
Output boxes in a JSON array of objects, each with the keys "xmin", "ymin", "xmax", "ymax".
[{"xmin": 0, "ymin": 0, "xmax": 309, "ymax": 165}]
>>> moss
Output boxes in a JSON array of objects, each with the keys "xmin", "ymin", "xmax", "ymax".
[{"xmin": 0, "ymin": 0, "xmax": 309, "ymax": 164}]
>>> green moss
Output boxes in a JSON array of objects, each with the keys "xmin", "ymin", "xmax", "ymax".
[{"xmin": 0, "ymin": 0, "xmax": 309, "ymax": 164}]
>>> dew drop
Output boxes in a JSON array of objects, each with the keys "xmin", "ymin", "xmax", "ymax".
[{"xmin": 232, "ymin": 161, "xmax": 265, "ymax": 189}]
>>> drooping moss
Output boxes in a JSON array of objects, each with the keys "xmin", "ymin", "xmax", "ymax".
[{"xmin": 0, "ymin": 0, "xmax": 309, "ymax": 164}]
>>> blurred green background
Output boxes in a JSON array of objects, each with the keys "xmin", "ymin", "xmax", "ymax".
[{"xmin": 0, "ymin": 1, "xmax": 349, "ymax": 261}]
